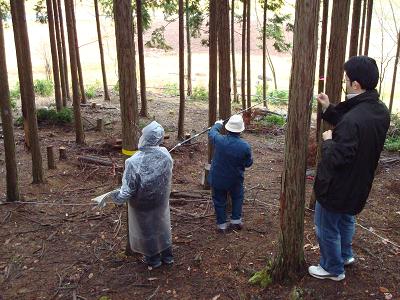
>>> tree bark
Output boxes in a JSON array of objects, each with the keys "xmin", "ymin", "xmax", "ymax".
[
  {"xmin": 246, "ymin": 0, "xmax": 251, "ymax": 109},
  {"xmin": 178, "ymin": 0, "xmax": 186, "ymax": 140},
  {"xmin": 241, "ymin": 0, "xmax": 247, "ymax": 109},
  {"xmin": 95, "ymin": 0, "xmax": 110, "ymax": 101},
  {"xmin": 0, "ymin": 17, "xmax": 20, "ymax": 202},
  {"xmin": 389, "ymin": 31, "xmax": 400, "ymax": 114},
  {"xmin": 218, "ymin": 0, "xmax": 231, "ymax": 120},
  {"xmin": 325, "ymin": 0, "xmax": 351, "ymax": 106},
  {"xmin": 113, "ymin": 0, "xmax": 139, "ymax": 256},
  {"xmin": 262, "ymin": 0, "xmax": 267, "ymax": 108},
  {"xmin": 271, "ymin": 0, "xmax": 319, "ymax": 282},
  {"xmin": 10, "ymin": 1, "xmax": 44, "ymax": 184},
  {"xmin": 65, "ymin": 0, "xmax": 85, "ymax": 144},
  {"xmin": 136, "ymin": 0, "xmax": 148, "ymax": 115},
  {"xmin": 349, "ymin": 0, "xmax": 362, "ymax": 58},
  {"xmin": 310, "ymin": 0, "xmax": 329, "ymax": 210},
  {"xmin": 53, "ymin": 0, "xmax": 68, "ymax": 107},
  {"xmin": 231, "ymin": 0, "xmax": 238, "ymax": 103},
  {"xmin": 71, "ymin": 3, "xmax": 86, "ymax": 103},
  {"xmin": 57, "ymin": 0, "xmax": 71, "ymax": 103},
  {"xmin": 208, "ymin": 0, "xmax": 218, "ymax": 163},
  {"xmin": 364, "ymin": 0, "xmax": 373, "ymax": 56},
  {"xmin": 186, "ymin": 0, "xmax": 192, "ymax": 97},
  {"xmin": 46, "ymin": 0, "xmax": 63, "ymax": 111},
  {"xmin": 10, "ymin": 2, "xmax": 30, "ymax": 148},
  {"xmin": 358, "ymin": 0, "xmax": 367, "ymax": 55}
]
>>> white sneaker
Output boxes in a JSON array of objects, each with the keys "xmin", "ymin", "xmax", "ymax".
[
  {"xmin": 308, "ymin": 265, "xmax": 345, "ymax": 281},
  {"xmin": 344, "ymin": 257, "xmax": 355, "ymax": 266}
]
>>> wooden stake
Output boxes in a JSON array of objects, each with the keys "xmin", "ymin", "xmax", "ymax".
[
  {"xmin": 96, "ymin": 118, "xmax": 104, "ymax": 132},
  {"xmin": 59, "ymin": 146, "xmax": 67, "ymax": 160},
  {"xmin": 47, "ymin": 146, "xmax": 56, "ymax": 169}
]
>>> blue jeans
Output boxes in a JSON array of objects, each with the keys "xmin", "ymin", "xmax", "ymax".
[
  {"xmin": 212, "ymin": 184, "xmax": 244, "ymax": 225},
  {"xmin": 315, "ymin": 202, "xmax": 356, "ymax": 275},
  {"xmin": 145, "ymin": 247, "xmax": 173, "ymax": 267}
]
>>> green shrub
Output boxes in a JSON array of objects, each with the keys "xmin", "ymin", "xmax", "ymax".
[
  {"xmin": 9, "ymin": 82, "xmax": 20, "ymax": 109},
  {"xmin": 260, "ymin": 114, "xmax": 286, "ymax": 127},
  {"xmin": 85, "ymin": 83, "xmax": 100, "ymax": 99},
  {"xmin": 34, "ymin": 79, "xmax": 54, "ymax": 97},
  {"xmin": 113, "ymin": 81, "xmax": 119, "ymax": 94},
  {"xmin": 15, "ymin": 116, "xmax": 24, "ymax": 126},
  {"xmin": 36, "ymin": 107, "xmax": 73, "ymax": 124},
  {"xmin": 384, "ymin": 114, "xmax": 400, "ymax": 151},
  {"xmin": 253, "ymin": 82, "xmax": 266, "ymax": 103},
  {"xmin": 164, "ymin": 83, "xmax": 179, "ymax": 97},
  {"xmin": 268, "ymin": 89, "xmax": 289, "ymax": 105},
  {"xmin": 191, "ymin": 86, "xmax": 208, "ymax": 102}
]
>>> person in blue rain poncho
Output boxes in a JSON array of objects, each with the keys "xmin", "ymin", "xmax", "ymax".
[{"xmin": 111, "ymin": 121, "xmax": 174, "ymax": 269}]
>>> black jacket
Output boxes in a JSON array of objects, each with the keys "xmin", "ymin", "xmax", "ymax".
[{"xmin": 314, "ymin": 90, "xmax": 390, "ymax": 215}]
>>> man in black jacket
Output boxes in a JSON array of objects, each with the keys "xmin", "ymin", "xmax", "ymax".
[{"xmin": 309, "ymin": 56, "xmax": 390, "ymax": 281}]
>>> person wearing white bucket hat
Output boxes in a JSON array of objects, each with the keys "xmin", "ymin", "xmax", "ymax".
[{"xmin": 208, "ymin": 114, "xmax": 253, "ymax": 233}]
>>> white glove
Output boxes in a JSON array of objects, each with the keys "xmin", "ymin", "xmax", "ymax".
[
  {"xmin": 91, "ymin": 189, "xmax": 119, "ymax": 208},
  {"xmin": 215, "ymin": 120, "xmax": 224, "ymax": 125}
]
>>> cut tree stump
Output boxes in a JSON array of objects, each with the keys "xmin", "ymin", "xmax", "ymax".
[
  {"xmin": 47, "ymin": 146, "xmax": 56, "ymax": 169},
  {"xmin": 59, "ymin": 147, "xmax": 67, "ymax": 160}
]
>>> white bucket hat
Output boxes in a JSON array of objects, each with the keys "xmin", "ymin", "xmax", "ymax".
[{"xmin": 225, "ymin": 114, "xmax": 245, "ymax": 133}]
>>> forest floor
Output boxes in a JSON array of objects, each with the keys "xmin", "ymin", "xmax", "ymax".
[{"xmin": 0, "ymin": 93, "xmax": 399, "ymax": 300}]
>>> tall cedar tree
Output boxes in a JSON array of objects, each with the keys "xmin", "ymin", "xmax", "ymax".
[
  {"xmin": 218, "ymin": 0, "xmax": 231, "ymax": 120},
  {"xmin": 65, "ymin": 0, "xmax": 85, "ymax": 144},
  {"xmin": 262, "ymin": 0, "xmax": 267, "ymax": 108},
  {"xmin": 177, "ymin": 0, "xmax": 186, "ymax": 140},
  {"xmin": 389, "ymin": 31, "xmax": 400, "ymax": 114},
  {"xmin": 52, "ymin": 0, "xmax": 68, "ymax": 106},
  {"xmin": 57, "ymin": 0, "xmax": 71, "ymax": 103},
  {"xmin": 246, "ymin": 0, "xmax": 251, "ymax": 109},
  {"xmin": 186, "ymin": 0, "xmax": 192, "ymax": 96},
  {"xmin": 231, "ymin": 0, "xmax": 238, "ymax": 102},
  {"xmin": 208, "ymin": 0, "xmax": 218, "ymax": 163},
  {"xmin": 358, "ymin": 0, "xmax": 367, "ymax": 55},
  {"xmin": 364, "ymin": 0, "xmax": 373, "ymax": 55},
  {"xmin": 310, "ymin": 0, "xmax": 329, "ymax": 210},
  {"xmin": 95, "ymin": 0, "xmax": 110, "ymax": 101},
  {"xmin": 113, "ymin": 0, "xmax": 139, "ymax": 256},
  {"xmin": 46, "ymin": 0, "xmax": 63, "ymax": 111},
  {"xmin": 136, "ymin": 0, "xmax": 148, "ymax": 115},
  {"xmin": 270, "ymin": 0, "xmax": 320, "ymax": 281},
  {"xmin": 0, "ymin": 17, "xmax": 20, "ymax": 201},
  {"xmin": 10, "ymin": 0, "xmax": 44, "ymax": 183},
  {"xmin": 349, "ymin": 0, "xmax": 362, "ymax": 58},
  {"xmin": 71, "ymin": 4, "xmax": 86, "ymax": 103},
  {"xmin": 241, "ymin": 0, "xmax": 247, "ymax": 109}
]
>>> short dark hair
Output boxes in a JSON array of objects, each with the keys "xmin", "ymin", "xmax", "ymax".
[{"xmin": 344, "ymin": 56, "xmax": 379, "ymax": 90}]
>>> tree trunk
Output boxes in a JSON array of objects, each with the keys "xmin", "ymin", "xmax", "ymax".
[
  {"xmin": 136, "ymin": 0, "xmax": 148, "ymax": 115},
  {"xmin": 65, "ymin": 0, "xmax": 85, "ymax": 144},
  {"xmin": 388, "ymin": 31, "xmax": 400, "ymax": 114},
  {"xmin": 113, "ymin": 0, "xmax": 139, "ymax": 256},
  {"xmin": 53, "ymin": 0, "xmax": 68, "ymax": 107},
  {"xmin": 95, "ymin": 0, "xmax": 110, "ymax": 101},
  {"xmin": 218, "ymin": 0, "xmax": 231, "ymax": 120},
  {"xmin": 358, "ymin": 0, "xmax": 367, "ymax": 55},
  {"xmin": 186, "ymin": 0, "xmax": 192, "ymax": 97},
  {"xmin": 10, "ymin": 1, "xmax": 44, "ymax": 184},
  {"xmin": 310, "ymin": 0, "xmax": 329, "ymax": 210},
  {"xmin": 241, "ymin": 0, "xmax": 247, "ymax": 109},
  {"xmin": 208, "ymin": 0, "xmax": 218, "ymax": 163},
  {"xmin": 246, "ymin": 0, "xmax": 251, "ymax": 109},
  {"xmin": 325, "ymin": 0, "xmax": 351, "ymax": 105},
  {"xmin": 231, "ymin": 0, "xmax": 238, "ymax": 103},
  {"xmin": 270, "ymin": 0, "xmax": 319, "ymax": 282},
  {"xmin": 57, "ymin": 0, "xmax": 71, "ymax": 104},
  {"xmin": 349, "ymin": 0, "xmax": 362, "ymax": 58},
  {"xmin": 262, "ymin": 1, "xmax": 267, "ymax": 108},
  {"xmin": 178, "ymin": 0, "xmax": 186, "ymax": 140},
  {"xmin": 0, "ymin": 17, "xmax": 20, "ymax": 202},
  {"xmin": 46, "ymin": 0, "xmax": 63, "ymax": 111},
  {"xmin": 266, "ymin": 46, "xmax": 278, "ymax": 90},
  {"xmin": 71, "ymin": 3, "xmax": 86, "ymax": 103},
  {"xmin": 364, "ymin": 0, "xmax": 373, "ymax": 56},
  {"xmin": 10, "ymin": 3, "xmax": 30, "ymax": 148}
]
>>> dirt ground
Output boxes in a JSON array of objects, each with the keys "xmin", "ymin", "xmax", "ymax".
[{"xmin": 0, "ymin": 93, "xmax": 399, "ymax": 300}]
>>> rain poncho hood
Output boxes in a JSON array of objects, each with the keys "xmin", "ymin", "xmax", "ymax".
[{"xmin": 113, "ymin": 121, "xmax": 173, "ymax": 256}]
